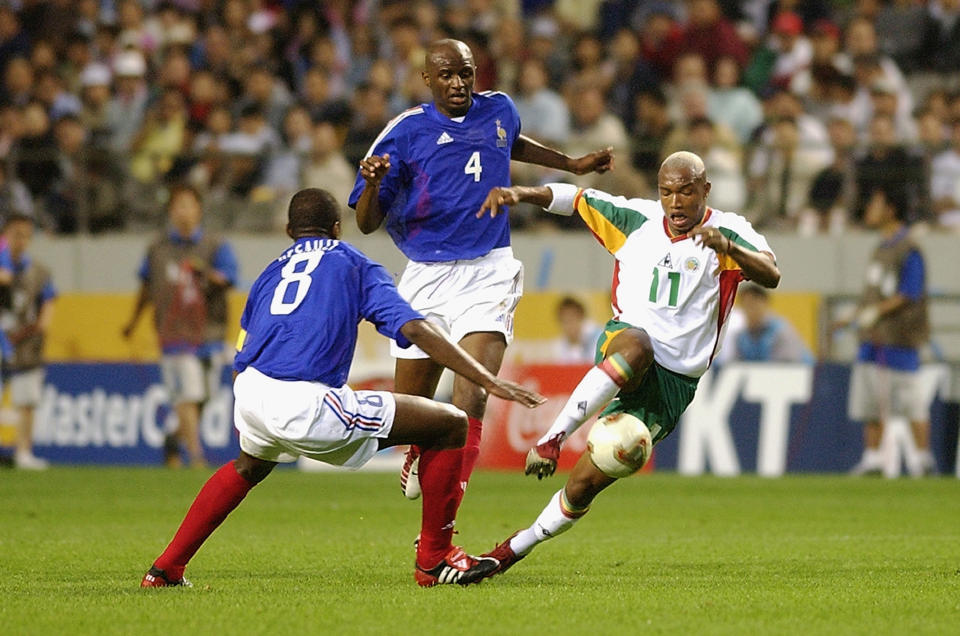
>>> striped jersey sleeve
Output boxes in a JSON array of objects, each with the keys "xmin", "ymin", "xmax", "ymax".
[
  {"xmin": 713, "ymin": 210, "xmax": 775, "ymax": 274},
  {"xmin": 574, "ymin": 189, "xmax": 656, "ymax": 254}
]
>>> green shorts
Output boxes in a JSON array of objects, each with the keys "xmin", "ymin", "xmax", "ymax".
[{"xmin": 594, "ymin": 319, "xmax": 700, "ymax": 444}]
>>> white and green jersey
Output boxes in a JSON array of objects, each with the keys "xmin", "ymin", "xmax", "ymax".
[{"xmin": 549, "ymin": 185, "xmax": 774, "ymax": 378}]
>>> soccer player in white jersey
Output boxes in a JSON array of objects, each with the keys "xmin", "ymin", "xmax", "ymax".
[
  {"xmin": 140, "ymin": 189, "xmax": 544, "ymax": 589},
  {"xmin": 348, "ymin": 39, "xmax": 613, "ymax": 586},
  {"xmin": 471, "ymin": 152, "xmax": 781, "ymax": 580}
]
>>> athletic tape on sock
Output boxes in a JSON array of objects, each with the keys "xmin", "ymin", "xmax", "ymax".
[{"xmin": 599, "ymin": 352, "xmax": 634, "ymax": 386}]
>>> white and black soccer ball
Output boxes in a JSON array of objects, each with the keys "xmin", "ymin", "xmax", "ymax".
[{"xmin": 586, "ymin": 412, "xmax": 652, "ymax": 478}]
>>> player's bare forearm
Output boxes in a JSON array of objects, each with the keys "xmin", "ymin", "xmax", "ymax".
[
  {"xmin": 122, "ymin": 284, "xmax": 150, "ymax": 338},
  {"xmin": 354, "ymin": 186, "xmax": 385, "ymax": 234},
  {"xmin": 477, "ymin": 185, "xmax": 553, "ymax": 218},
  {"xmin": 512, "ymin": 136, "xmax": 614, "ymax": 175},
  {"xmin": 355, "ymin": 153, "xmax": 391, "ymax": 233},
  {"xmin": 731, "ymin": 246, "xmax": 780, "ymax": 288},
  {"xmin": 400, "ymin": 319, "xmax": 545, "ymax": 407}
]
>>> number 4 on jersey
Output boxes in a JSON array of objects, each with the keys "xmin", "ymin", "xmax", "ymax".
[{"xmin": 464, "ymin": 151, "xmax": 482, "ymax": 182}]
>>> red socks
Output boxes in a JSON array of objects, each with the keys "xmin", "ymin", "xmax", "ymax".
[
  {"xmin": 153, "ymin": 461, "xmax": 254, "ymax": 580},
  {"xmin": 459, "ymin": 416, "xmax": 483, "ymax": 483},
  {"xmin": 416, "ymin": 416, "xmax": 483, "ymax": 569}
]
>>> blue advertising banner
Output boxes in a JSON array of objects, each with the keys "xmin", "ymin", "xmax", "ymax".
[{"xmin": 31, "ymin": 363, "xmax": 239, "ymax": 465}]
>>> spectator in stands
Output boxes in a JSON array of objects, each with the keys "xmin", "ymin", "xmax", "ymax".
[
  {"xmin": 2, "ymin": 213, "xmax": 56, "ymax": 470},
  {"xmin": 303, "ymin": 121, "xmax": 354, "ymax": 219},
  {"xmin": 869, "ymin": 77, "xmax": 917, "ymax": 144},
  {"xmin": 804, "ymin": 116, "xmax": 857, "ymax": 235},
  {"xmin": 930, "ymin": 118, "xmax": 960, "ymax": 229},
  {"xmin": 754, "ymin": 116, "xmax": 828, "ymax": 229},
  {"xmin": 728, "ymin": 283, "xmax": 813, "ymax": 363},
  {"xmin": 122, "ymin": 185, "xmax": 238, "ymax": 468},
  {"xmin": 918, "ymin": 0, "xmax": 960, "ymax": 73},
  {"xmin": 768, "ymin": 11, "xmax": 812, "ymax": 88},
  {"xmin": 130, "ymin": 87, "xmax": 187, "ymax": 183},
  {"xmin": 514, "ymin": 58, "xmax": 571, "ymax": 147},
  {"xmin": 605, "ymin": 28, "xmax": 658, "ymax": 126},
  {"xmin": 552, "ymin": 296, "xmax": 602, "ymax": 365},
  {"xmin": 33, "ymin": 69, "xmax": 81, "ymax": 121},
  {"xmin": 790, "ymin": 19, "xmax": 849, "ymax": 100},
  {"xmin": 237, "ymin": 65, "xmax": 292, "ymax": 131},
  {"xmin": 78, "ymin": 63, "xmax": 112, "ymax": 145},
  {"xmin": 2, "ymin": 56, "xmax": 33, "ymax": 106},
  {"xmin": 843, "ymin": 18, "xmax": 913, "ymax": 128},
  {"xmin": 0, "ymin": 160, "xmax": 33, "ymax": 221},
  {"xmin": 708, "ymin": 55, "xmax": 764, "ymax": 145},
  {"xmin": 856, "ymin": 113, "xmax": 924, "ymax": 224},
  {"xmin": 637, "ymin": 7, "xmax": 683, "ymax": 82},
  {"xmin": 875, "ymin": 0, "xmax": 928, "ymax": 72},
  {"xmin": 13, "ymin": 102, "xmax": 61, "ymax": 219},
  {"xmin": 680, "ymin": 0, "xmax": 749, "ymax": 72},
  {"xmin": 566, "ymin": 81, "xmax": 643, "ymax": 197},
  {"xmin": 342, "ymin": 84, "xmax": 390, "ymax": 168},
  {"xmin": 630, "ymin": 87, "xmax": 673, "ymax": 187},
  {"xmin": 0, "ymin": 7, "xmax": 31, "ymax": 72},
  {"xmin": 105, "ymin": 49, "xmax": 148, "ymax": 154},
  {"xmin": 687, "ymin": 116, "xmax": 746, "ymax": 212},
  {"xmin": 264, "ymin": 105, "xmax": 313, "ymax": 201}
]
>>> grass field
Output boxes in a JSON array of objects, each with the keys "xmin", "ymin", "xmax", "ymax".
[{"xmin": 2, "ymin": 468, "xmax": 959, "ymax": 635}]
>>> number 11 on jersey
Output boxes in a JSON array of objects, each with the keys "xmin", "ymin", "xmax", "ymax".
[
  {"xmin": 464, "ymin": 151, "xmax": 482, "ymax": 182},
  {"xmin": 649, "ymin": 267, "xmax": 680, "ymax": 308}
]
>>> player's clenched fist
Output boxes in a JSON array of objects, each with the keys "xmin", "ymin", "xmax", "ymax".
[
  {"xmin": 359, "ymin": 154, "xmax": 391, "ymax": 185},
  {"xmin": 690, "ymin": 226, "xmax": 732, "ymax": 254}
]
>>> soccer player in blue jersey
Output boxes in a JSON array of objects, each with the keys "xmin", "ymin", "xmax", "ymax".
[
  {"xmin": 349, "ymin": 39, "xmax": 614, "ymax": 586},
  {"xmin": 141, "ymin": 189, "xmax": 545, "ymax": 589}
]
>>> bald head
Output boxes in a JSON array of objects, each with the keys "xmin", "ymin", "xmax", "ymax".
[
  {"xmin": 425, "ymin": 39, "xmax": 474, "ymax": 70},
  {"xmin": 659, "ymin": 151, "xmax": 706, "ymax": 183}
]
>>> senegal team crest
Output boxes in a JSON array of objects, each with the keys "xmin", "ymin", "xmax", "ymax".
[
  {"xmin": 496, "ymin": 119, "xmax": 508, "ymax": 147},
  {"xmin": 684, "ymin": 257, "xmax": 700, "ymax": 273}
]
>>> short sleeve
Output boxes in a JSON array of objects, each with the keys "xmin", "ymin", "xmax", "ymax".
[
  {"xmin": 502, "ymin": 92, "xmax": 522, "ymax": 144},
  {"xmin": 0, "ymin": 247, "xmax": 14, "ymax": 272},
  {"xmin": 212, "ymin": 241, "xmax": 239, "ymax": 286},
  {"xmin": 358, "ymin": 257, "xmax": 424, "ymax": 347},
  {"xmin": 897, "ymin": 249, "xmax": 924, "ymax": 301},
  {"xmin": 348, "ymin": 119, "xmax": 405, "ymax": 214},
  {"xmin": 717, "ymin": 213, "xmax": 774, "ymax": 258}
]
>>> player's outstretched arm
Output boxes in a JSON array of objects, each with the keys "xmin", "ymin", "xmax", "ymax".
[
  {"xmin": 690, "ymin": 227, "xmax": 781, "ymax": 288},
  {"xmin": 400, "ymin": 319, "xmax": 545, "ymax": 408},
  {"xmin": 354, "ymin": 154, "xmax": 391, "ymax": 234},
  {"xmin": 477, "ymin": 185, "xmax": 553, "ymax": 218},
  {"xmin": 511, "ymin": 135, "xmax": 614, "ymax": 175}
]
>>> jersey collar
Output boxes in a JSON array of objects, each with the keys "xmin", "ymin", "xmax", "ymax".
[{"xmin": 662, "ymin": 208, "xmax": 712, "ymax": 243}]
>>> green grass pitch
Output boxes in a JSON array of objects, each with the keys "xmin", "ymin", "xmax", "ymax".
[{"xmin": 2, "ymin": 467, "xmax": 958, "ymax": 635}]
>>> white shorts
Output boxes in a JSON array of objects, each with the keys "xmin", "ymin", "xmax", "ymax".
[
  {"xmin": 391, "ymin": 247, "xmax": 523, "ymax": 359},
  {"xmin": 10, "ymin": 368, "xmax": 44, "ymax": 408},
  {"xmin": 848, "ymin": 362, "xmax": 927, "ymax": 422},
  {"xmin": 161, "ymin": 353, "xmax": 207, "ymax": 405},
  {"xmin": 233, "ymin": 367, "xmax": 396, "ymax": 467}
]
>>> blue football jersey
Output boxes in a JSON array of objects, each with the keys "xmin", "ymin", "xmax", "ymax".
[
  {"xmin": 233, "ymin": 237, "xmax": 423, "ymax": 386},
  {"xmin": 348, "ymin": 91, "xmax": 521, "ymax": 262}
]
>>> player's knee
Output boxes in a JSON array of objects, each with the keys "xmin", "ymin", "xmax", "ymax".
[
  {"xmin": 452, "ymin": 384, "xmax": 488, "ymax": 420},
  {"xmin": 434, "ymin": 404, "xmax": 469, "ymax": 449},
  {"xmin": 615, "ymin": 330, "xmax": 653, "ymax": 370},
  {"xmin": 233, "ymin": 454, "xmax": 274, "ymax": 485}
]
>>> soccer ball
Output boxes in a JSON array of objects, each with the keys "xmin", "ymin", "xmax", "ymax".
[{"xmin": 586, "ymin": 412, "xmax": 653, "ymax": 478}]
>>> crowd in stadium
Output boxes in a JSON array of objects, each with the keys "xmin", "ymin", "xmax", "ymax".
[{"xmin": 1, "ymin": 0, "xmax": 960, "ymax": 234}]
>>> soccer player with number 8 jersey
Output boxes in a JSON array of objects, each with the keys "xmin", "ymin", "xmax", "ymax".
[
  {"xmin": 140, "ymin": 189, "xmax": 545, "ymax": 588},
  {"xmin": 470, "ymin": 152, "xmax": 781, "ymax": 580},
  {"xmin": 348, "ymin": 39, "xmax": 615, "ymax": 586}
]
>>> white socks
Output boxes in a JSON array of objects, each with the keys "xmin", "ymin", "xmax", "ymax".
[
  {"xmin": 509, "ymin": 489, "xmax": 589, "ymax": 556},
  {"xmin": 536, "ymin": 355, "xmax": 633, "ymax": 446}
]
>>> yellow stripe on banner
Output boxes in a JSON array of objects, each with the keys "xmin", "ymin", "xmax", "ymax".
[{"xmin": 577, "ymin": 199, "xmax": 628, "ymax": 253}]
